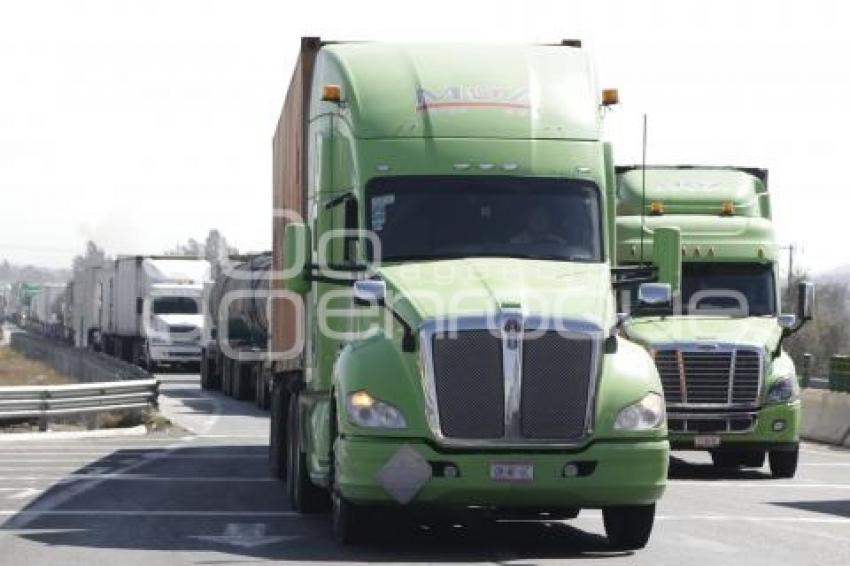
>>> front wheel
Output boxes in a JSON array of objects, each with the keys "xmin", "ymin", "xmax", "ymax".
[
  {"xmin": 769, "ymin": 448, "xmax": 799, "ymax": 478},
  {"xmin": 285, "ymin": 393, "xmax": 329, "ymax": 513},
  {"xmin": 331, "ymin": 422, "xmax": 378, "ymax": 545},
  {"xmin": 603, "ymin": 504, "xmax": 655, "ymax": 550}
]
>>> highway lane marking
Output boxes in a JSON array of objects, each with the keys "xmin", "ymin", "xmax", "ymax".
[
  {"xmin": 669, "ymin": 481, "xmax": 850, "ymax": 488},
  {"xmin": 0, "ymin": 509, "xmax": 847, "ymax": 525},
  {"xmin": 800, "ymin": 446, "xmax": 850, "ymax": 457},
  {"xmin": 655, "ymin": 515, "xmax": 850, "ymax": 524},
  {"xmin": 0, "ymin": 437, "xmax": 195, "ymax": 530},
  {"xmin": 0, "ymin": 510, "xmax": 304, "ymax": 518},
  {"xmin": 0, "ymin": 475, "xmax": 277, "ymax": 482},
  {"xmin": 0, "ymin": 455, "xmax": 267, "ymax": 462}
]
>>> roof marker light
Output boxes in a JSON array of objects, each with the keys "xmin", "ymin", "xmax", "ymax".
[
  {"xmin": 502, "ymin": 163, "xmax": 518, "ymax": 171},
  {"xmin": 322, "ymin": 84, "xmax": 342, "ymax": 102},
  {"xmin": 478, "ymin": 163, "xmax": 495, "ymax": 171},
  {"xmin": 453, "ymin": 162, "xmax": 471, "ymax": 171},
  {"xmin": 375, "ymin": 164, "xmax": 390, "ymax": 172},
  {"xmin": 602, "ymin": 88, "xmax": 619, "ymax": 106}
]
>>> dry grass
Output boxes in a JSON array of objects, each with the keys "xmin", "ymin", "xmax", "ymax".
[{"xmin": 0, "ymin": 345, "xmax": 71, "ymax": 386}]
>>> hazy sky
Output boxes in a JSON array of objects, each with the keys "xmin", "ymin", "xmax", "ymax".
[{"xmin": 1, "ymin": 0, "xmax": 847, "ymax": 274}]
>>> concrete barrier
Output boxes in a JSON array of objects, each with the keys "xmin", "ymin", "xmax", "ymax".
[
  {"xmin": 800, "ymin": 387, "xmax": 850, "ymax": 446},
  {"xmin": 9, "ymin": 331, "xmax": 151, "ymax": 383}
]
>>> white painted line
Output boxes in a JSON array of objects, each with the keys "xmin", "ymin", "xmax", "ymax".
[
  {"xmin": 799, "ymin": 462, "xmax": 850, "ymax": 466},
  {"xmin": 670, "ymin": 481, "xmax": 850, "ymax": 488},
  {"xmin": 656, "ymin": 514, "xmax": 850, "ymax": 524},
  {"xmin": 0, "ymin": 425, "xmax": 148, "ymax": 443},
  {"xmin": 0, "ymin": 510, "xmax": 302, "ymax": 518},
  {"xmin": 0, "ymin": 475, "xmax": 277, "ymax": 482},
  {"xmin": 0, "ymin": 455, "xmax": 266, "ymax": 462},
  {"xmin": 1, "ymin": 437, "xmax": 193, "ymax": 530}
]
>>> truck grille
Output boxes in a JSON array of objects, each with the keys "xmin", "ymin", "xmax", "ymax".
[
  {"xmin": 653, "ymin": 347, "xmax": 762, "ymax": 406},
  {"xmin": 521, "ymin": 332, "xmax": 593, "ymax": 439},
  {"xmin": 430, "ymin": 328, "xmax": 595, "ymax": 442},
  {"xmin": 432, "ymin": 331, "xmax": 504, "ymax": 439}
]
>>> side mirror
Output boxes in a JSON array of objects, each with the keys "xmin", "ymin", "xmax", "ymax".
[
  {"xmin": 777, "ymin": 314, "xmax": 797, "ymax": 329},
  {"xmin": 283, "ymin": 223, "xmax": 312, "ymax": 294},
  {"xmin": 638, "ymin": 282, "xmax": 672, "ymax": 307},
  {"xmin": 797, "ymin": 281, "xmax": 815, "ymax": 321},
  {"xmin": 353, "ymin": 279, "xmax": 386, "ymax": 305}
]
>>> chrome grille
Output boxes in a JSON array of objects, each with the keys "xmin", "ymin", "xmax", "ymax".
[
  {"xmin": 653, "ymin": 346, "xmax": 762, "ymax": 407},
  {"xmin": 424, "ymin": 317, "xmax": 601, "ymax": 446},
  {"xmin": 432, "ymin": 330, "xmax": 504, "ymax": 439},
  {"xmin": 520, "ymin": 332, "xmax": 593, "ymax": 439}
]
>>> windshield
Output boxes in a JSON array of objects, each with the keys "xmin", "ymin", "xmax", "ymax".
[
  {"xmin": 365, "ymin": 176, "xmax": 603, "ymax": 263},
  {"xmin": 152, "ymin": 296, "xmax": 199, "ymax": 315},
  {"xmin": 680, "ymin": 262, "xmax": 776, "ymax": 316}
]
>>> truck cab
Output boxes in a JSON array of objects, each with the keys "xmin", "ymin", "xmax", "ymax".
[
  {"xmin": 270, "ymin": 39, "xmax": 675, "ymax": 549},
  {"xmin": 616, "ymin": 166, "xmax": 814, "ymax": 478}
]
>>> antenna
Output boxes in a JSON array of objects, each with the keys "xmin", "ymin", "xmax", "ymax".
[{"xmin": 640, "ymin": 114, "xmax": 648, "ymax": 264}]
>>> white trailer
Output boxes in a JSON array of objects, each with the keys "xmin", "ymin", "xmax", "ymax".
[
  {"xmin": 29, "ymin": 283, "xmax": 66, "ymax": 337},
  {"xmin": 100, "ymin": 256, "xmax": 210, "ymax": 370},
  {"xmin": 69, "ymin": 265, "xmax": 103, "ymax": 348}
]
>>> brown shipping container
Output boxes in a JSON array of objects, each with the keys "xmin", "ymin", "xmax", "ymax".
[{"xmin": 271, "ymin": 37, "xmax": 321, "ymax": 369}]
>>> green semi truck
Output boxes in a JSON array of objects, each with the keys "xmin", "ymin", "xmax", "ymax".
[
  {"xmin": 268, "ymin": 37, "xmax": 677, "ymax": 548},
  {"xmin": 616, "ymin": 165, "xmax": 814, "ymax": 478}
]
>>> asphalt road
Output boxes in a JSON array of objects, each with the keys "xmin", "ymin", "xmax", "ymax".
[{"xmin": 0, "ymin": 374, "xmax": 848, "ymax": 565}]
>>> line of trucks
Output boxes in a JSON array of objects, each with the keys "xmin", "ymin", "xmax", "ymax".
[
  {"xmin": 192, "ymin": 37, "xmax": 816, "ymax": 548},
  {"xmin": 5, "ymin": 257, "xmax": 210, "ymax": 371},
  {"xmin": 3, "ymin": 37, "xmax": 815, "ymax": 551}
]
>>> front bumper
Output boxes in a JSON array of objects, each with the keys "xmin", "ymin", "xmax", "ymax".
[
  {"xmin": 149, "ymin": 343, "xmax": 201, "ymax": 363},
  {"xmin": 336, "ymin": 436, "xmax": 668, "ymax": 509},
  {"xmin": 669, "ymin": 401, "xmax": 800, "ymax": 450}
]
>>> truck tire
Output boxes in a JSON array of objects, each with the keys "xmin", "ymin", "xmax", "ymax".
[
  {"xmin": 285, "ymin": 393, "xmax": 329, "ymax": 513},
  {"xmin": 255, "ymin": 365, "xmax": 269, "ymax": 410},
  {"xmin": 603, "ymin": 504, "xmax": 655, "ymax": 550},
  {"xmin": 221, "ymin": 356, "xmax": 232, "ymax": 396},
  {"xmin": 331, "ymin": 404, "xmax": 377, "ymax": 545},
  {"xmin": 200, "ymin": 350, "xmax": 209, "ymax": 389},
  {"xmin": 740, "ymin": 450, "xmax": 765, "ymax": 468},
  {"xmin": 232, "ymin": 361, "xmax": 255, "ymax": 401},
  {"xmin": 769, "ymin": 448, "xmax": 799, "ymax": 478},
  {"xmin": 711, "ymin": 451, "xmax": 742, "ymax": 469},
  {"xmin": 269, "ymin": 378, "xmax": 288, "ymax": 480}
]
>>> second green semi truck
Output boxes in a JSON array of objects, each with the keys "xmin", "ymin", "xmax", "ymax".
[
  {"xmin": 266, "ymin": 38, "xmax": 679, "ymax": 548},
  {"xmin": 616, "ymin": 165, "xmax": 814, "ymax": 478}
]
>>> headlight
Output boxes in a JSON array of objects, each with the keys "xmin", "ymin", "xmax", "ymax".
[
  {"xmin": 346, "ymin": 390, "xmax": 407, "ymax": 429},
  {"xmin": 766, "ymin": 377, "xmax": 797, "ymax": 403},
  {"xmin": 614, "ymin": 392, "xmax": 665, "ymax": 431}
]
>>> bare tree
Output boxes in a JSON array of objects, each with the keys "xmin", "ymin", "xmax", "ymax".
[{"xmin": 784, "ymin": 273, "xmax": 850, "ymax": 376}]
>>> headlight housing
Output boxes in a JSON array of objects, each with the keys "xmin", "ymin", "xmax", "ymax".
[
  {"xmin": 346, "ymin": 390, "xmax": 407, "ymax": 429},
  {"xmin": 614, "ymin": 392, "xmax": 665, "ymax": 431},
  {"xmin": 766, "ymin": 376, "xmax": 797, "ymax": 403}
]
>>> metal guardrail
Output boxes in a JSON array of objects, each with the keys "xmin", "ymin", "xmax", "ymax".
[{"xmin": 0, "ymin": 379, "xmax": 158, "ymax": 431}]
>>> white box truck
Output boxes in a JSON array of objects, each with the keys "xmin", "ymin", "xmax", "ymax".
[{"xmin": 99, "ymin": 256, "xmax": 211, "ymax": 370}]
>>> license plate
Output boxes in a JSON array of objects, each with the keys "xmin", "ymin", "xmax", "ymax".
[
  {"xmin": 490, "ymin": 462, "xmax": 534, "ymax": 482},
  {"xmin": 694, "ymin": 435, "xmax": 721, "ymax": 448}
]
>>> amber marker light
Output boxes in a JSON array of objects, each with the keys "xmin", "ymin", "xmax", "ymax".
[
  {"xmin": 322, "ymin": 84, "xmax": 342, "ymax": 102},
  {"xmin": 601, "ymin": 88, "xmax": 619, "ymax": 106},
  {"xmin": 720, "ymin": 201, "xmax": 736, "ymax": 216}
]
